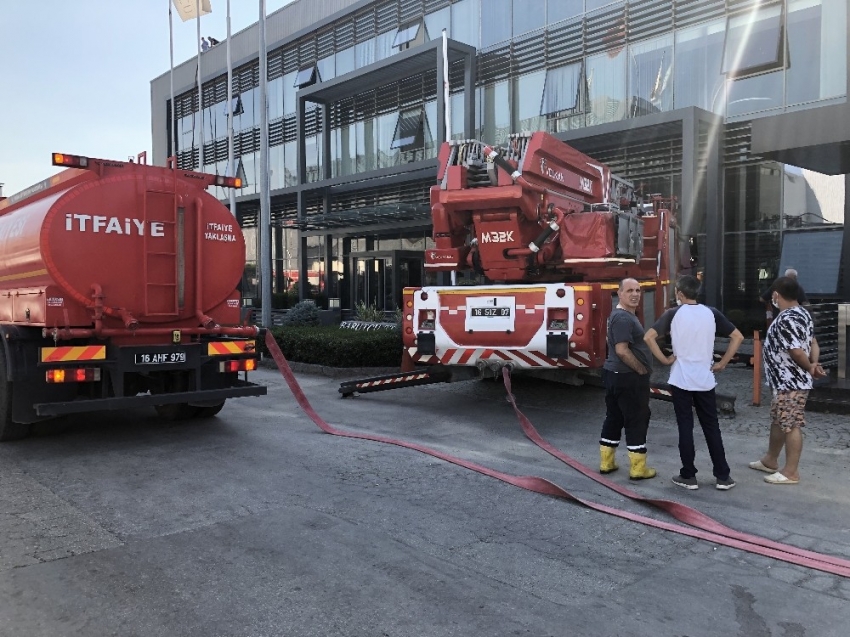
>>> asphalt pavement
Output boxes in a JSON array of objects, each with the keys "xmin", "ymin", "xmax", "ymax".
[{"xmin": 0, "ymin": 360, "xmax": 849, "ymax": 637}]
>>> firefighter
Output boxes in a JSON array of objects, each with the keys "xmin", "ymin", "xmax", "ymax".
[{"xmin": 598, "ymin": 278, "xmax": 657, "ymax": 480}]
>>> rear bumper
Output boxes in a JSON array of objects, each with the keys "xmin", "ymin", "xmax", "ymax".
[{"xmin": 34, "ymin": 380, "xmax": 267, "ymax": 416}]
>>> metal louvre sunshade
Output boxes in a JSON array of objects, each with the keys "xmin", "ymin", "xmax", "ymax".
[
  {"xmin": 297, "ymin": 38, "xmax": 475, "ymax": 104},
  {"xmin": 283, "ymin": 203, "xmax": 432, "ymax": 231}
]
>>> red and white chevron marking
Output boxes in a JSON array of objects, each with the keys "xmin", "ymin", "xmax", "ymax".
[
  {"xmin": 355, "ymin": 373, "xmax": 430, "ymax": 390},
  {"xmin": 408, "ymin": 347, "xmax": 590, "ymax": 369}
]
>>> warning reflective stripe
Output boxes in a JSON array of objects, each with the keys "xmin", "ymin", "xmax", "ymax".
[
  {"xmin": 207, "ymin": 340, "xmax": 256, "ymax": 356},
  {"xmin": 355, "ymin": 373, "xmax": 429, "ymax": 389},
  {"xmin": 41, "ymin": 346, "xmax": 106, "ymax": 362}
]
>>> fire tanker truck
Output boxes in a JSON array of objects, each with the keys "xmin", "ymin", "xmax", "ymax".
[
  {"xmin": 0, "ymin": 153, "xmax": 265, "ymax": 440},
  {"xmin": 341, "ymin": 131, "xmax": 672, "ymax": 396}
]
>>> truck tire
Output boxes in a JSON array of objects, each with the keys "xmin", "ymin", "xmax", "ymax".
[
  {"xmin": 154, "ymin": 403, "xmax": 201, "ymax": 421},
  {"xmin": 196, "ymin": 401, "xmax": 226, "ymax": 418},
  {"xmin": 0, "ymin": 346, "xmax": 30, "ymax": 441}
]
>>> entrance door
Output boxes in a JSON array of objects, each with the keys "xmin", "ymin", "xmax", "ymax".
[{"xmin": 350, "ymin": 251, "xmax": 423, "ymax": 313}]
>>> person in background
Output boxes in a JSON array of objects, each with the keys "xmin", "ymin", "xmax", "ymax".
[
  {"xmin": 761, "ymin": 268, "xmax": 808, "ymax": 327},
  {"xmin": 644, "ymin": 275, "xmax": 744, "ymax": 491},
  {"xmin": 598, "ymin": 278, "xmax": 656, "ymax": 480},
  {"xmin": 695, "ymin": 269, "xmax": 706, "ymax": 304},
  {"xmin": 750, "ymin": 277, "xmax": 825, "ymax": 485}
]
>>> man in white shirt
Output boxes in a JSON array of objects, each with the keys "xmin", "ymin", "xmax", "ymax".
[{"xmin": 644, "ymin": 275, "xmax": 744, "ymax": 490}]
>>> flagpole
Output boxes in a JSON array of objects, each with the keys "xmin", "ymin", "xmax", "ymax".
[
  {"xmin": 227, "ymin": 0, "xmax": 236, "ymax": 217},
  {"xmin": 196, "ymin": 0, "xmax": 204, "ymax": 171},
  {"xmin": 258, "ymin": 0, "xmax": 272, "ymax": 328},
  {"xmin": 442, "ymin": 29, "xmax": 456, "ymax": 286},
  {"xmin": 169, "ymin": 0, "xmax": 176, "ymax": 160}
]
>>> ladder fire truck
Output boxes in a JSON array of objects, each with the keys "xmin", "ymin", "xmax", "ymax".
[{"xmin": 341, "ymin": 131, "xmax": 695, "ymax": 398}]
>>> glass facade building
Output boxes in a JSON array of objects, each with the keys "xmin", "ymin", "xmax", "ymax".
[{"xmin": 151, "ymin": 0, "xmax": 850, "ymax": 326}]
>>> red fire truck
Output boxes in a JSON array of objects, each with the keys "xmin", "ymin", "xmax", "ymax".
[
  {"xmin": 396, "ymin": 131, "xmax": 671, "ymax": 384},
  {"xmin": 0, "ymin": 152, "xmax": 265, "ymax": 440}
]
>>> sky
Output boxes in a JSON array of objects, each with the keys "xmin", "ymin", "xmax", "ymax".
[{"xmin": 0, "ymin": 0, "xmax": 294, "ymax": 197}]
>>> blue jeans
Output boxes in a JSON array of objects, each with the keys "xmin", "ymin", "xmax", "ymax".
[{"xmin": 670, "ymin": 386, "xmax": 731, "ymax": 480}]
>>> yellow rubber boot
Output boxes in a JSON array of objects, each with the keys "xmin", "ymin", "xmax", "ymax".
[
  {"xmin": 599, "ymin": 445, "xmax": 619, "ymax": 474},
  {"xmin": 628, "ymin": 451, "xmax": 657, "ymax": 480}
]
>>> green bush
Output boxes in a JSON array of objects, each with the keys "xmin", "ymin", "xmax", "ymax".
[
  {"xmin": 354, "ymin": 301, "xmax": 386, "ymax": 323},
  {"xmin": 264, "ymin": 325, "xmax": 402, "ymax": 367},
  {"xmin": 281, "ymin": 300, "xmax": 319, "ymax": 327}
]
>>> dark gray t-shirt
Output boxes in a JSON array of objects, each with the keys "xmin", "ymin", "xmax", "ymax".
[{"xmin": 603, "ymin": 308, "xmax": 652, "ymax": 373}]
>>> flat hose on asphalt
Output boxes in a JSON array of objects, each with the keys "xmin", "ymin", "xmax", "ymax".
[{"xmin": 265, "ymin": 332, "xmax": 850, "ymax": 578}]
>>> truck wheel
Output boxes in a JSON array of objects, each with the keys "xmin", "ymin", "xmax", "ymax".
[
  {"xmin": 196, "ymin": 402, "xmax": 225, "ymax": 418},
  {"xmin": 154, "ymin": 403, "xmax": 201, "ymax": 421},
  {"xmin": 0, "ymin": 346, "xmax": 30, "ymax": 441}
]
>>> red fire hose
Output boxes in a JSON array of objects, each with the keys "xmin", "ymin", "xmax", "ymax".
[{"xmin": 264, "ymin": 332, "xmax": 850, "ymax": 578}]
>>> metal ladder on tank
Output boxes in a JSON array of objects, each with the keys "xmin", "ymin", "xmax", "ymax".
[{"xmin": 141, "ymin": 153, "xmax": 181, "ymax": 319}]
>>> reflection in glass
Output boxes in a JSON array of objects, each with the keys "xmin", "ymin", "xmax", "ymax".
[
  {"xmin": 542, "ymin": 62, "xmax": 583, "ymax": 132},
  {"xmin": 282, "ymin": 71, "xmax": 296, "ymax": 115},
  {"xmin": 585, "ymin": 48, "xmax": 626, "ymax": 126},
  {"xmin": 547, "ymin": 0, "xmax": 583, "ymax": 24},
  {"xmin": 424, "ymin": 7, "xmax": 450, "ymax": 40},
  {"xmin": 451, "ymin": 0, "xmax": 480, "ymax": 47},
  {"xmin": 516, "ymin": 70, "xmax": 546, "ymax": 133},
  {"xmin": 336, "ymin": 46, "xmax": 355, "ymax": 76},
  {"xmin": 239, "ymin": 87, "xmax": 257, "ymax": 131},
  {"xmin": 480, "ymin": 81, "xmax": 511, "ymax": 145},
  {"xmin": 375, "ymin": 31, "xmax": 395, "ymax": 61},
  {"xmin": 355, "ymin": 39, "xmax": 375, "ymax": 69},
  {"xmin": 377, "ymin": 113, "xmax": 399, "ymax": 168},
  {"xmin": 317, "ymin": 55, "xmax": 335, "ymax": 82},
  {"xmin": 481, "ymin": 0, "xmax": 511, "ymax": 48},
  {"xmin": 786, "ymin": 0, "xmax": 847, "ymax": 105},
  {"xmin": 451, "ymin": 92, "xmax": 466, "ymax": 140},
  {"xmin": 722, "ymin": 5, "xmax": 784, "ymax": 77},
  {"xmin": 268, "ymin": 77, "xmax": 283, "ymax": 121},
  {"xmin": 283, "ymin": 141, "xmax": 297, "ymax": 187},
  {"xmin": 269, "ymin": 144, "xmax": 284, "ymax": 190},
  {"xmin": 513, "ymin": 0, "xmax": 545, "ymax": 37},
  {"xmin": 727, "ymin": 71, "xmax": 783, "ymax": 116},
  {"xmin": 392, "ymin": 23, "xmax": 421, "ymax": 48},
  {"xmin": 241, "ymin": 152, "xmax": 257, "ymax": 195},
  {"xmin": 424, "ymin": 100, "xmax": 438, "ymax": 157},
  {"xmin": 628, "ymin": 35, "xmax": 673, "ymax": 117},
  {"xmin": 674, "ymin": 20, "xmax": 726, "ymax": 113}
]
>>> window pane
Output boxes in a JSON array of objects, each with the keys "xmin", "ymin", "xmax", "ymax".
[
  {"xmin": 355, "ymin": 39, "xmax": 375, "ymax": 68},
  {"xmin": 587, "ymin": 0, "xmax": 617, "ymax": 9},
  {"xmin": 783, "ymin": 164, "xmax": 846, "ymax": 226},
  {"xmin": 543, "ymin": 62, "xmax": 582, "ymax": 115},
  {"xmin": 722, "ymin": 230, "xmax": 780, "ymax": 316},
  {"xmin": 451, "ymin": 0, "xmax": 480, "ymax": 47},
  {"xmin": 451, "ymin": 92, "xmax": 466, "ymax": 140},
  {"xmin": 269, "ymin": 144, "xmax": 284, "ymax": 190},
  {"xmin": 282, "ymin": 72, "xmax": 296, "ymax": 115},
  {"xmin": 513, "ymin": 0, "xmax": 545, "ymax": 37},
  {"xmin": 376, "ymin": 113, "xmax": 399, "ymax": 167},
  {"xmin": 424, "ymin": 100, "xmax": 439, "ymax": 157},
  {"xmin": 722, "ymin": 5, "xmax": 783, "ymax": 76},
  {"xmin": 268, "ymin": 77, "xmax": 283, "ymax": 121},
  {"xmin": 283, "ymin": 141, "xmax": 297, "ymax": 187},
  {"xmin": 392, "ymin": 23, "xmax": 420, "ymax": 48},
  {"xmin": 375, "ymin": 30, "xmax": 395, "ymax": 60},
  {"xmin": 480, "ymin": 81, "xmax": 511, "ymax": 145},
  {"xmin": 547, "ymin": 0, "xmax": 583, "ymax": 24},
  {"xmin": 295, "ymin": 66, "xmax": 316, "ymax": 87},
  {"xmin": 424, "ymin": 6, "xmax": 450, "ymax": 40},
  {"xmin": 726, "ymin": 71, "xmax": 783, "ymax": 116},
  {"xmin": 239, "ymin": 87, "xmax": 256, "ymax": 131},
  {"xmin": 336, "ymin": 46, "xmax": 355, "ymax": 76},
  {"xmin": 674, "ymin": 20, "xmax": 726, "ymax": 112},
  {"xmin": 786, "ymin": 0, "xmax": 847, "ymax": 105},
  {"xmin": 628, "ymin": 35, "xmax": 673, "ymax": 117},
  {"xmin": 480, "ymin": 0, "xmax": 511, "ymax": 48},
  {"xmin": 515, "ymin": 70, "xmax": 546, "ymax": 133},
  {"xmin": 317, "ymin": 55, "xmax": 335, "ymax": 82},
  {"xmin": 585, "ymin": 48, "xmax": 626, "ymax": 126}
]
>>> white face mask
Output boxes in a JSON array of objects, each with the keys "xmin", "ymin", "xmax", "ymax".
[
  {"xmin": 675, "ymin": 298, "xmax": 683, "ymax": 306},
  {"xmin": 771, "ymin": 295, "xmax": 779, "ymax": 309}
]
